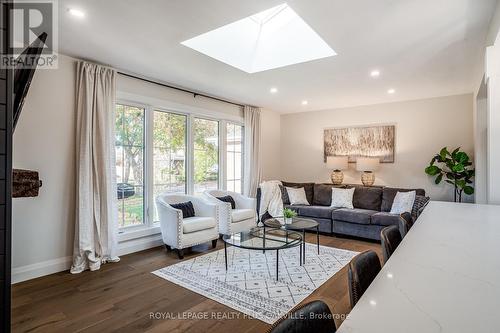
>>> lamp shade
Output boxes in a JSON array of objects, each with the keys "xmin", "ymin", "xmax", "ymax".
[
  {"xmin": 327, "ymin": 156, "xmax": 348, "ymax": 170},
  {"xmin": 356, "ymin": 157, "xmax": 380, "ymax": 172}
]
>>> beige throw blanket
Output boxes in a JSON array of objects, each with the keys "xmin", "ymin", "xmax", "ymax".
[{"xmin": 259, "ymin": 180, "xmax": 284, "ymax": 218}]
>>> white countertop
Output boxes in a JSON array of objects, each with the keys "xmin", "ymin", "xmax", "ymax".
[{"xmin": 338, "ymin": 201, "xmax": 500, "ymax": 333}]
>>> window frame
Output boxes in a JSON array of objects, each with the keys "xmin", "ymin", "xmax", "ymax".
[
  {"xmin": 115, "ymin": 97, "xmax": 244, "ymax": 233},
  {"xmin": 115, "ymin": 102, "xmax": 147, "ymax": 231},
  {"xmin": 225, "ymin": 122, "xmax": 244, "ymax": 194}
]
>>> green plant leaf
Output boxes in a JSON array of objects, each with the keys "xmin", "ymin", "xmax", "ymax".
[
  {"xmin": 425, "ymin": 165, "xmax": 441, "ymax": 175},
  {"xmin": 455, "ymin": 152, "xmax": 469, "ymax": 164},
  {"xmin": 435, "ymin": 174, "xmax": 443, "ymax": 184},
  {"xmin": 439, "ymin": 147, "xmax": 449, "ymax": 160},
  {"xmin": 463, "ymin": 186, "xmax": 474, "ymax": 195},
  {"xmin": 452, "ymin": 164, "xmax": 465, "ymax": 173}
]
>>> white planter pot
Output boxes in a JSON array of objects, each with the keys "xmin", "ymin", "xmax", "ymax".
[{"xmin": 284, "ymin": 217, "xmax": 293, "ymax": 225}]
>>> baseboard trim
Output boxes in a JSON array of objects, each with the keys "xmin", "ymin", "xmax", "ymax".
[
  {"xmin": 12, "ymin": 256, "xmax": 72, "ymax": 284},
  {"xmin": 12, "ymin": 234, "xmax": 164, "ymax": 284}
]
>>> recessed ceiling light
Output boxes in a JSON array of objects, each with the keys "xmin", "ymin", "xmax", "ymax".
[
  {"xmin": 68, "ymin": 8, "xmax": 85, "ymax": 18},
  {"xmin": 301, "ymin": 100, "xmax": 308, "ymax": 105},
  {"xmin": 369, "ymin": 300, "xmax": 377, "ymax": 306},
  {"xmin": 387, "ymin": 89, "xmax": 396, "ymax": 94},
  {"xmin": 387, "ymin": 273, "xmax": 393, "ymax": 279},
  {"xmin": 370, "ymin": 70, "xmax": 380, "ymax": 77},
  {"xmin": 270, "ymin": 87, "xmax": 278, "ymax": 94},
  {"xmin": 181, "ymin": 3, "xmax": 337, "ymax": 73}
]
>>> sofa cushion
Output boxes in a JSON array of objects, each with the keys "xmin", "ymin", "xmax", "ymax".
[
  {"xmin": 348, "ymin": 186, "xmax": 383, "ymax": 211},
  {"xmin": 232, "ymin": 208, "xmax": 254, "ymax": 223},
  {"xmin": 412, "ymin": 195, "xmax": 430, "ymax": 220},
  {"xmin": 296, "ymin": 205, "xmax": 336, "ymax": 220},
  {"xmin": 216, "ymin": 195, "xmax": 236, "ymax": 209},
  {"xmin": 183, "ymin": 216, "xmax": 216, "ymax": 233},
  {"xmin": 282, "ymin": 181, "xmax": 314, "ymax": 205},
  {"xmin": 313, "ymin": 184, "xmax": 346, "ymax": 206},
  {"xmin": 171, "ymin": 201, "xmax": 195, "ymax": 218},
  {"xmin": 279, "ymin": 185, "xmax": 290, "ymax": 204},
  {"xmin": 370, "ymin": 212, "xmax": 401, "ymax": 227},
  {"xmin": 381, "ymin": 187, "xmax": 426, "ymax": 212},
  {"xmin": 332, "ymin": 208, "xmax": 378, "ymax": 225}
]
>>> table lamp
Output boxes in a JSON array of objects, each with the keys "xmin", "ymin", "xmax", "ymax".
[
  {"xmin": 356, "ymin": 157, "xmax": 380, "ymax": 186},
  {"xmin": 327, "ymin": 156, "xmax": 348, "ymax": 185}
]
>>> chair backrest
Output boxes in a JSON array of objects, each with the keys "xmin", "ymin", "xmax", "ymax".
[
  {"xmin": 206, "ymin": 190, "xmax": 230, "ymax": 198},
  {"xmin": 268, "ymin": 300, "xmax": 336, "ymax": 333},
  {"xmin": 398, "ymin": 212, "xmax": 412, "ymax": 237},
  {"xmin": 348, "ymin": 250, "xmax": 381, "ymax": 308},
  {"xmin": 157, "ymin": 193, "xmax": 195, "ymax": 206},
  {"xmin": 381, "ymin": 225, "xmax": 402, "ymax": 264}
]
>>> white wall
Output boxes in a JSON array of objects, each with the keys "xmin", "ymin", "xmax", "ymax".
[
  {"xmin": 12, "ymin": 55, "xmax": 77, "ymax": 281},
  {"xmin": 11, "ymin": 54, "xmax": 261, "ymax": 283},
  {"xmin": 260, "ymin": 108, "xmax": 281, "ymax": 180},
  {"xmin": 474, "ymin": 1, "xmax": 500, "ymax": 204},
  {"xmin": 280, "ymin": 94, "xmax": 474, "ymax": 202}
]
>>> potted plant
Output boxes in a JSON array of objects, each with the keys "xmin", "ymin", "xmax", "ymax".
[
  {"xmin": 424, "ymin": 147, "xmax": 475, "ymax": 202},
  {"xmin": 283, "ymin": 208, "xmax": 297, "ymax": 225}
]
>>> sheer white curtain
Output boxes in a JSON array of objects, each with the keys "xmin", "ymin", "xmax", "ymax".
[
  {"xmin": 243, "ymin": 105, "xmax": 262, "ymax": 197},
  {"xmin": 71, "ymin": 61, "xmax": 120, "ymax": 274}
]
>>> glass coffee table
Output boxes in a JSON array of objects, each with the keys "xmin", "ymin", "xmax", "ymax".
[
  {"xmin": 222, "ymin": 227, "xmax": 302, "ymax": 280},
  {"xmin": 263, "ymin": 217, "xmax": 320, "ymax": 264}
]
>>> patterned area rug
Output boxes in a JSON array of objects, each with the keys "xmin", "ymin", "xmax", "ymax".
[{"xmin": 152, "ymin": 243, "xmax": 358, "ymax": 324}]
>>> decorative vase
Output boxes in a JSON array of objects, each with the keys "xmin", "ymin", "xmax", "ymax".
[
  {"xmin": 284, "ymin": 217, "xmax": 293, "ymax": 225},
  {"xmin": 361, "ymin": 171, "xmax": 375, "ymax": 186},
  {"xmin": 330, "ymin": 170, "xmax": 344, "ymax": 185}
]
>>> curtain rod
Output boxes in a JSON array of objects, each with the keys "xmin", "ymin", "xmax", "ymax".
[{"xmin": 117, "ymin": 71, "xmax": 246, "ymax": 108}]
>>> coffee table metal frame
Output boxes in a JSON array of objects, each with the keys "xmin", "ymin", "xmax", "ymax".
[
  {"xmin": 222, "ymin": 227, "xmax": 302, "ymax": 280},
  {"xmin": 263, "ymin": 217, "xmax": 320, "ymax": 264}
]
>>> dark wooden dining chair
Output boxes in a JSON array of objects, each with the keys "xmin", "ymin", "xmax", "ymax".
[
  {"xmin": 398, "ymin": 212, "xmax": 412, "ymax": 237},
  {"xmin": 268, "ymin": 300, "xmax": 337, "ymax": 333},
  {"xmin": 348, "ymin": 250, "xmax": 381, "ymax": 308},
  {"xmin": 381, "ymin": 225, "xmax": 402, "ymax": 264}
]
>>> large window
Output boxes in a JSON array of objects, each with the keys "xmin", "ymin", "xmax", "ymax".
[
  {"xmin": 114, "ymin": 101, "xmax": 243, "ymax": 230},
  {"xmin": 115, "ymin": 104, "xmax": 145, "ymax": 228},
  {"xmin": 153, "ymin": 111, "xmax": 187, "ymax": 221},
  {"xmin": 194, "ymin": 118, "xmax": 219, "ymax": 194},
  {"xmin": 226, "ymin": 123, "xmax": 243, "ymax": 193}
]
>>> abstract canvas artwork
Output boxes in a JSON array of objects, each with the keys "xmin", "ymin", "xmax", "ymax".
[{"xmin": 324, "ymin": 125, "xmax": 395, "ymax": 163}]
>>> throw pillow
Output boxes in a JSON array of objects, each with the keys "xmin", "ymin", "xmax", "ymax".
[
  {"xmin": 390, "ymin": 191, "xmax": 416, "ymax": 214},
  {"xmin": 286, "ymin": 187, "xmax": 310, "ymax": 205},
  {"xmin": 330, "ymin": 187, "xmax": 355, "ymax": 209},
  {"xmin": 170, "ymin": 201, "xmax": 195, "ymax": 218},
  {"xmin": 217, "ymin": 195, "xmax": 236, "ymax": 209},
  {"xmin": 279, "ymin": 185, "xmax": 290, "ymax": 204},
  {"xmin": 411, "ymin": 195, "xmax": 430, "ymax": 220}
]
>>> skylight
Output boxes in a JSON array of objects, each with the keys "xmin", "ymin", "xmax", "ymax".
[{"xmin": 181, "ymin": 3, "xmax": 337, "ymax": 73}]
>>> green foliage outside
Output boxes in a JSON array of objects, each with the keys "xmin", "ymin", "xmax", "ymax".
[
  {"xmin": 425, "ymin": 147, "xmax": 475, "ymax": 202},
  {"xmin": 115, "ymin": 105, "xmax": 220, "ymax": 227}
]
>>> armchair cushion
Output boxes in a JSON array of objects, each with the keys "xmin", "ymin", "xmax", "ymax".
[
  {"xmin": 170, "ymin": 201, "xmax": 195, "ymax": 218},
  {"xmin": 232, "ymin": 209, "xmax": 254, "ymax": 223},
  {"xmin": 217, "ymin": 195, "xmax": 236, "ymax": 209},
  {"xmin": 183, "ymin": 216, "xmax": 217, "ymax": 234}
]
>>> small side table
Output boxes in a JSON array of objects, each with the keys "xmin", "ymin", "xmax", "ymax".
[{"xmin": 263, "ymin": 217, "xmax": 320, "ymax": 264}]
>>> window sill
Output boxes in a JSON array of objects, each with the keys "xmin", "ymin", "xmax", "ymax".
[{"xmin": 118, "ymin": 225, "xmax": 161, "ymax": 242}]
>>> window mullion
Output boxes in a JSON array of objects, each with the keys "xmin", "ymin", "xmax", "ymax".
[
  {"xmin": 220, "ymin": 120, "xmax": 227, "ymax": 190},
  {"xmin": 187, "ymin": 114, "xmax": 194, "ymax": 195},
  {"xmin": 145, "ymin": 105, "xmax": 154, "ymax": 227}
]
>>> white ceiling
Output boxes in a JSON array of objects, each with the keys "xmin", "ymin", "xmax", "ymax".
[{"xmin": 58, "ymin": 0, "xmax": 497, "ymax": 113}]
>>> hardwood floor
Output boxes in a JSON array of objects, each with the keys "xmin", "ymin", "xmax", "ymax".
[{"xmin": 11, "ymin": 234, "xmax": 380, "ymax": 333}]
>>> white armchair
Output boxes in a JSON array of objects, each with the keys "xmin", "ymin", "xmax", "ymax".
[
  {"xmin": 203, "ymin": 190, "xmax": 257, "ymax": 235},
  {"xmin": 156, "ymin": 194, "xmax": 219, "ymax": 259}
]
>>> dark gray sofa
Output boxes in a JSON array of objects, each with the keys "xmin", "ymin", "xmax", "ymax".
[{"xmin": 258, "ymin": 182, "xmax": 428, "ymax": 241}]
